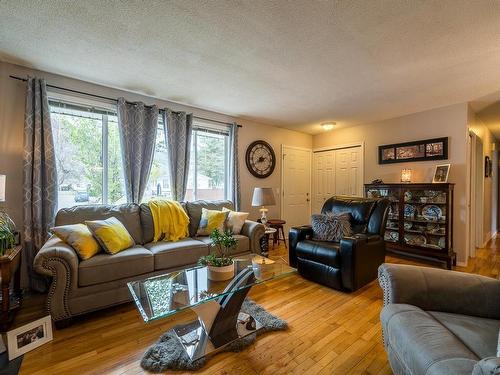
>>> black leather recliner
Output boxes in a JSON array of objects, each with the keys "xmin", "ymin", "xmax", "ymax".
[{"xmin": 289, "ymin": 196, "xmax": 390, "ymax": 292}]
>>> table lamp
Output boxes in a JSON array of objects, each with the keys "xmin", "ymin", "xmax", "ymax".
[{"xmin": 251, "ymin": 187, "xmax": 276, "ymax": 225}]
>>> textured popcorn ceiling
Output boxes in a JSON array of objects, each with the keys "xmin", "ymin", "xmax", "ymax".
[{"xmin": 2, "ymin": 0, "xmax": 500, "ymax": 134}]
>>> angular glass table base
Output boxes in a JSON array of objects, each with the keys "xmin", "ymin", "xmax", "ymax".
[{"xmin": 173, "ymin": 312, "xmax": 263, "ymax": 361}]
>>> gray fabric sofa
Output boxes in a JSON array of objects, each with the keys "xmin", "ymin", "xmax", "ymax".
[
  {"xmin": 378, "ymin": 263, "xmax": 500, "ymax": 375},
  {"xmin": 34, "ymin": 200, "xmax": 265, "ymax": 326}
]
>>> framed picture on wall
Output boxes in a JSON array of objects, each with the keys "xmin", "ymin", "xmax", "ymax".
[
  {"xmin": 432, "ymin": 164, "xmax": 450, "ymax": 183},
  {"xmin": 379, "ymin": 137, "xmax": 448, "ymax": 164}
]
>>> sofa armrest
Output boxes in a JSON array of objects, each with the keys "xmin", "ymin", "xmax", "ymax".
[
  {"xmin": 339, "ymin": 235, "xmax": 385, "ymax": 291},
  {"xmin": 378, "ymin": 263, "xmax": 500, "ymax": 319},
  {"xmin": 472, "ymin": 357, "xmax": 500, "ymax": 375},
  {"xmin": 33, "ymin": 236, "xmax": 79, "ymax": 321},
  {"xmin": 240, "ymin": 220, "xmax": 265, "ymax": 254},
  {"xmin": 288, "ymin": 225, "xmax": 313, "ymax": 267}
]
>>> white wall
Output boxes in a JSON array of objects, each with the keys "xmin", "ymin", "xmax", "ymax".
[
  {"xmin": 313, "ymin": 104, "xmax": 469, "ymax": 264},
  {"xmin": 0, "ymin": 61, "xmax": 312, "ymax": 227},
  {"xmin": 468, "ymin": 106, "xmax": 498, "ymax": 244}
]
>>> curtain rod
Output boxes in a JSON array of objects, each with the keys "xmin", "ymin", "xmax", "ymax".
[{"xmin": 9, "ymin": 75, "xmax": 242, "ymax": 128}]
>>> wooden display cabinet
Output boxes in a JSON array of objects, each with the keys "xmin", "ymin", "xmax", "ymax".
[{"xmin": 365, "ymin": 183, "xmax": 455, "ymax": 269}]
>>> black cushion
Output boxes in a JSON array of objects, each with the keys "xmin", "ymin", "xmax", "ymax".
[
  {"xmin": 322, "ymin": 197, "xmax": 376, "ymax": 226},
  {"xmin": 295, "ymin": 239, "xmax": 340, "ymax": 268}
]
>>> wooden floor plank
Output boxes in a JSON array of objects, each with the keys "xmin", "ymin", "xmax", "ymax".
[{"xmin": 13, "ymin": 237, "xmax": 499, "ymax": 374}]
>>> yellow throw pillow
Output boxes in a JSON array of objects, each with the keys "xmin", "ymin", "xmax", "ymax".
[
  {"xmin": 196, "ymin": 208, "xmax": 229, "ymax": 236},
  {"xmin": 222, "ymin": 207, "xmax": 249, "ymax": 234},
  {"xmin": 51, "ymin": 224, "xmax": 101, "ymax": 260},
  {"xmin": 86, "ymin": 217, "xmax": 135, "ymax": 255}
]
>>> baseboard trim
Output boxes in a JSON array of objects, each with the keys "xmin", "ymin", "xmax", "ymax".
[{"xmin": 456, "ymin": 261, "xmax": 467, "ymax": 267}]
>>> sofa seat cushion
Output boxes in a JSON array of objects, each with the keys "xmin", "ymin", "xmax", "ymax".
[
  {"xmin": 145, "ymin": 238, "xmax": 209, "ymax": 270},
  {"xmin": 381, "ymin": 304, "xmax": 478, "ymax": 375},
  {"xmin": 429, "ymin": 311, "xmax": 500, "ymax": 359},
  {"xmin": 295, "ymin": 239, "xmax": 340, "ymax": 268},
  {"xmin": 197, "ymin": 235, "xmax": 250, "ymax": 255},
  {"xmin": 78, "ymin": 246, "xmax": 153, "ymax": 287}
]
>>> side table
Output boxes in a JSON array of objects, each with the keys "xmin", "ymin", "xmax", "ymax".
[
  {"xmin": 260, "ymin": 228, "xmax": 277, "ymax": 257},
  {"xmin": 0, "ymin": 246, "xmax": 22, "ymax": 331}
]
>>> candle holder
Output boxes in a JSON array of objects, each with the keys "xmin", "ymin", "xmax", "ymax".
[{"xmin": 401, "ymin": 169, "xmax": 412, "ymax": 183}]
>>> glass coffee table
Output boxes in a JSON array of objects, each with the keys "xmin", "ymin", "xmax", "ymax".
[{"xmin": 128, "ymin": 254, "xmax": 296, "ymax": 361}]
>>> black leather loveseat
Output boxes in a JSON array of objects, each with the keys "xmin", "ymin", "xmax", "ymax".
[{"xmin": 289, "ymin": 196, "xmax": 390, "ymax": 292}]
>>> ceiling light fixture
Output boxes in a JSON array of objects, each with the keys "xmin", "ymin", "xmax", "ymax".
[{"xmin": 321, "ymin": 122, "xmax": 336, "ymax": 131}]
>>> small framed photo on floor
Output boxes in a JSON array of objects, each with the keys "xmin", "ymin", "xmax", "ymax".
[{"xmin": 7, "ymin": 315, "xmax": 53, "ymax": 360}]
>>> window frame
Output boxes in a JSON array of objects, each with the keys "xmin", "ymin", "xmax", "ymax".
[
  {"xmin": 189, "ymin": 120, "xmax": 231, "ymax": 201},
  {"xmin": 48, "ymin": 93, "xmax": 123, "ymax": 207}
]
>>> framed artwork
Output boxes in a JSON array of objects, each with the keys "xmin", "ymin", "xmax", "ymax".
[
  {"xmin": 379, "ymin": 137, "xmax": 448, "ymax": 164},
  {"xmin": 485, "ymin": 156, "xmax": 492, "ymax": 178},
  {"xmin": 432, "ymin": 164, "xmax": 450, "ymax": 183},
  {"xmin": 7, "ymin": 316, "xmax": 53, "ymax": 360}
]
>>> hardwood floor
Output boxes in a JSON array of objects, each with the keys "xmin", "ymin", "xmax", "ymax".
[{"xmin": 14, "ymin": 238, "xmax": 499, "ymax": 375}]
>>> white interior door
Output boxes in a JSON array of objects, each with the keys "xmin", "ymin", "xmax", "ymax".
[
  {"xmin": 335, "ymin": 146, "xmax": 363, "ymax": 197},
  {"xmin": 282, "ymin": 146, "xmax": 312, "ymax": 234},
  {"xmin": 312, "ymin": 150, "xmax": 335, "ymax": 214}
]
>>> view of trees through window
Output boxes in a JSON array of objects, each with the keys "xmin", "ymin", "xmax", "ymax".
[
  {"xmin": 186, "ymin": 130, "xmax": 228, "ymax": 201},
  {"xmin": 51, "ymin": 99, "xmax": 229, "ymax": 208},
  {"xmin": 51, "ymin": 103, "xmax": 125, "ymax": 209}
]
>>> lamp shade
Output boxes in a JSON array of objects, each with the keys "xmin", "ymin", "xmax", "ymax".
[
  {"xmin": 0, "ymin": 175, "xmax": 5, "ymax": 202},
  {"xmin": 251, "ymin": 187, "xmax": 276, "ymax": 207}
]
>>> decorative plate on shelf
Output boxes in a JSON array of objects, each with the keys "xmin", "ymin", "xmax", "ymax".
[
  {"xmin": 404, "ymin": 204, "xmax": 416, "ymax": 218},
  {"xmin": 422, "ymin": 205, "xmax": 442, "ymax": 221},
  {"xmin": 424, "ymin": 190, "xmax": 440, "ymax": 198},
  {"xmin": 384, "ymin": 231, "xmax": 399, "ymax": 242},
  {"xmin": 404, "ymin": 234, "xmax": 426, "ymax": 246},
  {"xmin": 404, "ymin": 191, "xmax": 412, "ymax": 202},
  {"xmin": 438, "ymin": 237, "xmax": 446, "ymax": 248},
  {"xmin": 426, "ymin": 222, "xmax": 440, "ymax": 232},
  {"xmin": 404, "ymin": 222, "xmax": 412, "ymax": 230}
]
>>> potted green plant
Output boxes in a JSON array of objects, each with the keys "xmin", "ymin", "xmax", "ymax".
[
  {"xmin": 0, "ymin": 223, "xmax": 15, "ymax": 256},
  {"xmin": 198, "ymin": 229, "xmax": 238, "ymax": 281}
]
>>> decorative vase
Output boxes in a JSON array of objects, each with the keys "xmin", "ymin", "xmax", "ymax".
[{"xmin": 207, "ymin": 262, "xmax": 235, "ymax": 281}]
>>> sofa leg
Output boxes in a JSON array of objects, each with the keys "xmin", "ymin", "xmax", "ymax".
[{"xmin": 55, "ymin": 318, "xmax": 73, "ymax": 329}]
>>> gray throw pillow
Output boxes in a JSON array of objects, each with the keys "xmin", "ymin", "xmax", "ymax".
[{"xmin": 311, "ymin": 213, "xmax": 352, "ymax": 242}]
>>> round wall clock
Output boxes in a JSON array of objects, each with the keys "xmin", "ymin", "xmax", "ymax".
[{"xmin": 245, "ymin": 140, "xmax": 276, "ymax": 178}]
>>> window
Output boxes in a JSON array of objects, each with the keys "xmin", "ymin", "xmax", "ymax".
[
  {"xmin": 186, "ymin": 122, "xmax": 230, "ymax": 201},
  {"xmin": 50, "ymin": 95, "xmax": 231, "ymax": 207},
  {"xmin": 142, "ymin": 117, "xmax": 172, "ymax": 202},
  {"xmin": 50, "ymin": 100, "xmax": 126, "ymax": 209}
]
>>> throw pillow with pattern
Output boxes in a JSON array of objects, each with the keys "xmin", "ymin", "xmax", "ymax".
[{"xmin": 311, "ymin": 213, "xmax": 352, "ymax": 242}]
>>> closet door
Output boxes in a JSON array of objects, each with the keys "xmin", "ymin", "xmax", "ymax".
[
  {"xmin": 335, "ymin": 146, "xmax": 363, "ymax": 197},
  {"xmin": 312, "ymin": 150, "xmax": 335, "ymax": 214}
]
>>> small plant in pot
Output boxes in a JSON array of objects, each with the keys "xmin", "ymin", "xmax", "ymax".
[
  {"xmin": 0, "ymin": 223, "xmax": 15, "ymax": 256},
  {"xmin": 198, "ymin": 229, "xmax": 238, "ymax": 281}
]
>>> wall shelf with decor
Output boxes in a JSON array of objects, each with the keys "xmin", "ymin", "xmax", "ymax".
[{"xmin": 365, "ymin": 183, "xmax": 455, "ymax": 269}]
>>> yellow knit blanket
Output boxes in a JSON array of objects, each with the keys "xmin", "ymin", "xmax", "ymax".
[{"xmin": 148, "ymin": 200, "xmax": 190, "ymax": 242}]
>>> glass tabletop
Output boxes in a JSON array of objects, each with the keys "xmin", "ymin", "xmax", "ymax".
[{"xmin": 127, "ymin": 254, "xmax": 296, "ymax": 322}]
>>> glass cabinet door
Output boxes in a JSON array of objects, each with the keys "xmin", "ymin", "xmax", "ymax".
[
  {"xmin": 366, "ymin": 186, "xmax": 400, "ymax": 244},
  {"xmin": 402, "ymin": 187, "xmax": 447, "ymax": 250}
]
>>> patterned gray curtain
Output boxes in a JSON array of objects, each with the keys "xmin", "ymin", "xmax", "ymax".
[
  {"xmin": 163, "ymin": 109, "xmax": 193, "ymax": 201},
  {"xmin": 23, "ymin": 77, "xmax": 58, "ymax": 292},
  {"xmin": 117, "ymin": 98, "xmax": 159, "ymax": 203},
  {"xmin": 230, "ymin": 123, "xmax": 241, "ymax": 210}
]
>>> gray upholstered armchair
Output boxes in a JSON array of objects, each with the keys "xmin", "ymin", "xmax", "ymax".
[{"xmin": 378, "ymin": 263, "xmax": 500, "ymax": 375}]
